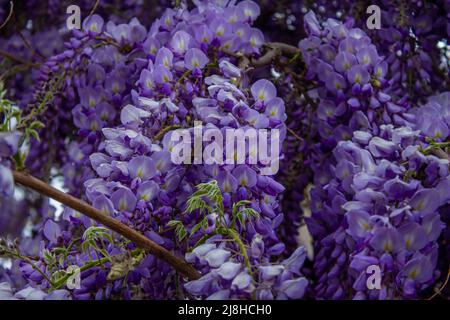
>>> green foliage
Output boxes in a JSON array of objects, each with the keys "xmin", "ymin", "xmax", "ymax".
[
  {"xmin": 167, "ymin": 220, "xmax": 187, "ymax": 241},
  {"xmin": 231, "ymin": 200, "xmax": 260, "ymax": 229},
  {"xmin": 169, "ymin": 180, "xmax": 259, "ymax": 272},
  {"xmin": 0, "ymin": 82, "xmax": 47, "ymax": 169},
  {"xmin": 81, "ymin": 226, "xmax": 114, "ymax": 260},
  {"xmin": 185, "ymin": 180, "xmax": 223, "ymax": 214}
]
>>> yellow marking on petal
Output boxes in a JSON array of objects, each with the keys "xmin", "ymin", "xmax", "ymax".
[
  {"xmin": 383, "ymin": 241, "xmax": 392, "ymax": 252},
  {"xmin": 216, "ymin": 27, "xmax": 224, "ymax": 37},
  {"xmin": 258, "ymin": 90, "xmax": 265, "ymax": 100},
  {"xmin": 406, "ymin": 238, "xmax": 411, "ymax": 250},
  {"xmin": 90, "ymin": 122, "xmax": 98, "ymax": 131},
  {"xmin": 192, "ymin": 59, "xmax": 200, "ymax": 67}
]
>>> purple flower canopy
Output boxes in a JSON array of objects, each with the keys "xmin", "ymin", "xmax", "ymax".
[{"xmin": 0, "ymin": 0, "xmax": 449, "ymax": 302}]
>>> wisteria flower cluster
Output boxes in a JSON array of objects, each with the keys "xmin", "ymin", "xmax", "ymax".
[{"xmin": 0, "ymin": 0, "xmax": 448, "ymax": 300}]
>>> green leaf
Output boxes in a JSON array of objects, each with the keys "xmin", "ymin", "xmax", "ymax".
[
  {"xmin": 51, "ymin": 270, "xmax": 68, "ymax": 283},
  {"xmin": 30, "ymin": 120, "xmax": 45, "ymax": 130},
  {"xmin": 190, "ymin": 222, "xmax": 203, "ymax": 236}
]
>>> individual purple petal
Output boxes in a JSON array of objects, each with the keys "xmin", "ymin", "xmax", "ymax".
[
  {"xmin": 128, "ymin": 156, "xmax": 157, "ymax": 180},
  {"xmin": 204, "ymin": 249, "xmax": 231, "ymax": 268},
  {"xmin": 169, "ymin": 30, "xmax": 191, "ymax": 54},
  {"xmin": 207, "ymin": 289, "xmax": 230, "ymax": 300},
  {"xmin": 231, "ymin": 272, "xmax": 252, "ymax": 290},
  {"xmin": 232, "ymin": 165, "xmax": 257, "ymax": 188},
  {"xmin": 347, "ymin": 65, "xmax": 370, "ymax": 84},
  {"xmin": 155, "ymin": 47, "xmax": 173, "ymax": 68},
  {"xmin": 137, "ymin": 180, "xmax": 159, "ymax": 202},
  {"xmin": 402, "ymin": 256, "xmax": 434, "ymax": 283},
  {"xmin": 93, "ymin": 194, "xmax": 114, "ymax": 215},
  {"xmin": 278, "ymin": 278, "xmax": 308, "ymax": 299},
  {"xmin": 386, "ymin": 176, "xmax": 419, "ymax": 200},
  {"xmin": 82, "ymin": 14, "xmax": 104, "ymax": 33},
  {"xmin": 185, "ymin": 48, "xmax": 209, "ymax": 70},
  {"xmin": 251, "ymin": 79, "xmax": 276, "ymax": 103},
  {"xmin": 153, "ymin": 65, "xmax": 173, "ymax": 84},
  {"xmin": 110, "ymin": 187, "xmax": 137, "ymax": 212},
  {"xmin": 369, "ymin": 227, "xmax": 403, "ymax": 253},
  {"xmin": 258, "ymin": 265, "xmax": 284, "ymax": 281},
  {"xmin": 237, "ymin": 0, "xmax": 260, "ymax": 22},
  {"xmin": 399, "ymin": 222, "xmax": 427, "ymax": 251},
  {"xmin": 43, "ymin": 219, "xmax": 61, "ymax": 243},
  {"xmin": 215, "ymin": 262, "xmax": 242, "ymax": 280},
  {"xmin": 325, "ymin": 72, "xmax": 347, "ymax": 93},
  {"xmin": 0, "ymin": 131, "xmax": 21, "ymax": 157},
  {"xmin": 219, "ymin": 60, "xmax": 241, "ymax": 78},
  {"xmin": 244, "ymin": 109, "xmax": 270, "ymax": 128},
  {"xmin": 410, "ymin": 189, "xmax": 441, "ymax": 215},
  {"xmin": 368, "ymin": 137, "xmax": 397, "ymax": 157},
  {"xmin": 422, "ymin": 213, "xmax": 444, "ymax": 241},
  {"xmin": 14, "ymin": 287, "xmax": 47, "ymax": 300},
  {"xmin": 264, "ymin": 98, "xmax": 286, "ymax": 121},
  {"xmin": 283, "ymin": 246, "xmax": 307, "ymax": 274},
  {"xmin": 184, "ymin": 274, "xmax": 214, "ymax": 296},
  {"xmin": 151, "ymin": 151, "xmax": 173, "ymax": 173},
  {"xmin": 346, "ymin": 210, "xmax": 371, "ymax": 238},
  {"xmin": 0, "ymin": 165, "xmax": 14, "ymax": 197},
  {"xmin": 120, "ymin": 105, "xmax": 151, "ymax": 125},
  {"xmin": 356, "ymin": 46, "xmax": 378, "ymax": 66},
  {"xmin": 44, "ymin": 290, "xmax": 71, "ymax": 300},
  {"xmin": 374, "ymin": 61, "xmax": 388, "ymax": 79},
  {"xmin": 217, "ymin": 170, "xmax": 238, "ymax": 193}
]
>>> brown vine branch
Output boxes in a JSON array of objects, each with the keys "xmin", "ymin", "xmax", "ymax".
[
  {"xmin": 252, "ymin": 42, "xmax": 301, "ymax": 67},
  {"xmin": 222, "ymin": 41, "xmax": 302, "ymax": 70},
  {"xmin": 12, "ymin": 170, "xmax": 201, "ymax": 281}
]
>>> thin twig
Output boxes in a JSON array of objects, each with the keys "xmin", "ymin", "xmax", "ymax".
[
  {"xmin": 428, "ymin": 268, "xmax": 450, "ymax": 300},
  {"xmin": 0, "ymin": 1, "xmax": 13, "ymax": 30},
  {"xmin": 12, "ymin": 170, "xmax": 201, "ymax": 280},
  {"xmin": 154, "ymin": 124, "xmax": 182, "ymax": 141},
  {"xmin": 87, "ymin": 0, "xmax": 100, "ymax": 20},
  {"xmin": 0, "ymin": 49, "xmax": 37, "ymax": 67},
  {"xmin": 18, "ymin": 30, "xmax": 45, "ymax": 60},
  {"xmin": 287, "ymin": 127, "xmax": 303, "ymax": 142}
]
